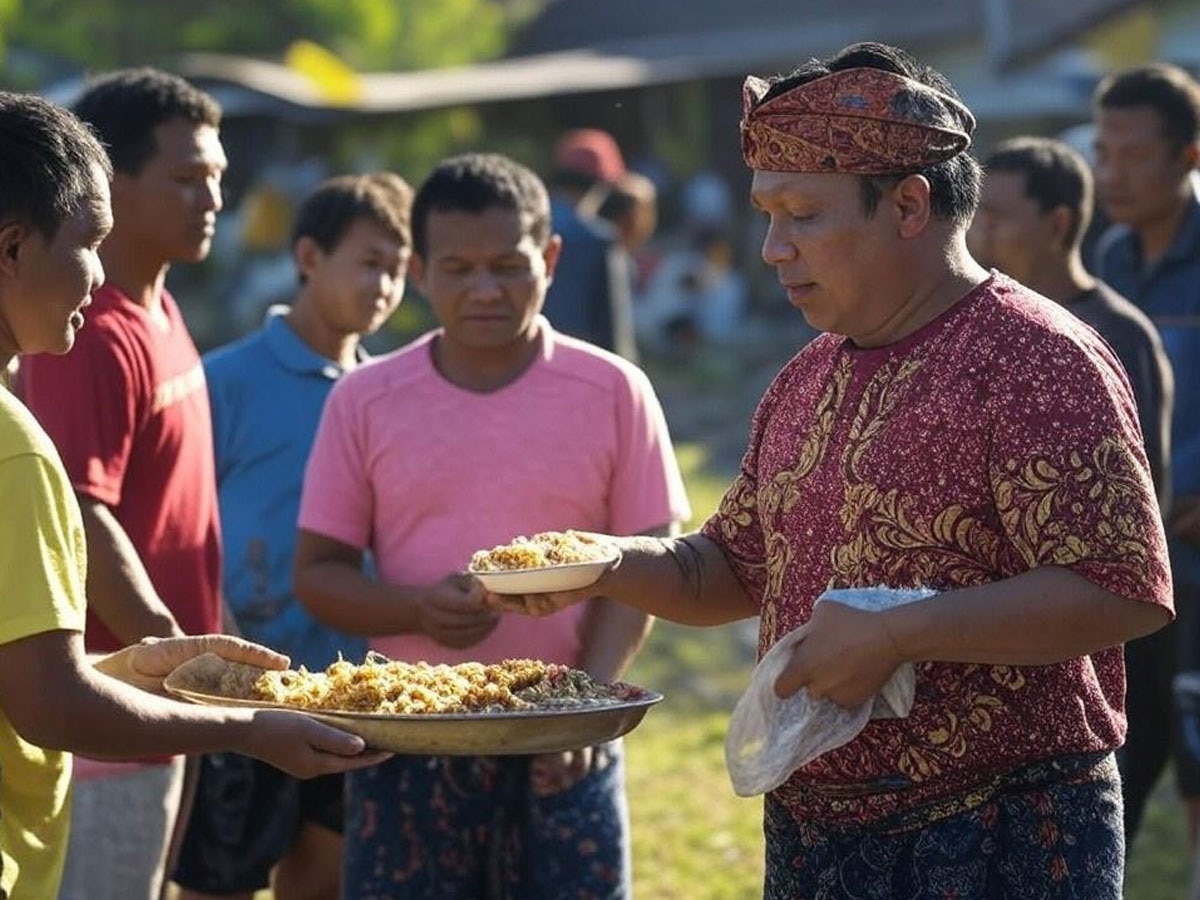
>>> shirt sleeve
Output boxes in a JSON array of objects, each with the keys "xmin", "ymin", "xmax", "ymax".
[
  {"xmin": 607, "ymin": 366, "xmax": 691, "ymax": 536},
  {"xmin": 986, "ymin": 328, "xmax": 1173, "ymax": 612},
  {"xmin": 0, "ymin": 452, "xmax": 87, "ymax": 645},
  {"xmin": 297, "ymin": 378, "xmax": 374, "ymax": 550},
  {"xmin": 20, "ymin": 323, "xmax": 142, "ymax": 507}
]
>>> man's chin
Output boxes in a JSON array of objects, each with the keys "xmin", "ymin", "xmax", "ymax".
[{"xmin": 176, "ymin": 240, "xmax": 214, "ymax": 264}]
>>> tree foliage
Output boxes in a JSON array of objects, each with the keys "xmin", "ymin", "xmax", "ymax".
[{"xmin": 3, "ymin": 0, "xmax": 508, "ymax": 72}]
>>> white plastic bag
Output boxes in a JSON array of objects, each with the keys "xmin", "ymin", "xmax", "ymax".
[{"xmin": 724, "ymin": 586, "xmax": 935, "ymax": 797}]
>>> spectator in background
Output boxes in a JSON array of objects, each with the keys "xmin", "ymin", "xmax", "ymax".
[
  {"xmin": 172, "ymin": 172, "xmax": 413, "ymax": 900},
  {"xmin": 969, "ymin": 135, "xmax": 1175, "ymax": 851},
  {"xmin": 591, "ymin": 170, "xmax": 660, "ymax": 290},
  {"xmin": 1091, "ymin": 62, "xmax": 1200, "ymax": 852},
  {"xmin": 17, "ymin": 67, "xmax": 228, "ymax": 900},
  {"xmin": 543, "ymin": 128, "xmax": 638, "ymax": 360}
]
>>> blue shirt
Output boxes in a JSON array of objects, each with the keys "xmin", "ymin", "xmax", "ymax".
[
  {"xmin": 204, "ymin": 310, "xmax": 367, "ymax": 669},
  {"xmin": 543, "ymin": 195, "xmax": 637, "ymax": 360},
  {"xmin": 1097, "ymin": 183, "xmax": 1200, "ymax": 583}
]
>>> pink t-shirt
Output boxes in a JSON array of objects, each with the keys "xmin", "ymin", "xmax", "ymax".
[
  {"xmin": 703, "ymin": 273, "xmax": 1173, "ymax": 827},
  {"xmin": 299, "ymin": 318, "xmax": 690, "ymax": 665}
]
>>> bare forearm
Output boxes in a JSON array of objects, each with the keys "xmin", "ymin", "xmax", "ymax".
[
  {"xmin": 52, "ymin": 665, "xmax": 258, "ymax": 758},
  {"xmin": 293, "ymin": 562, "xmax": 420, "ymax": 637},
  {"xmin": 886, "ymin": 566, "xmax": 1171, "ymax": 666},
  {"xmin": 599, "ymin": 533, "xmax": 757, "ymax": 626},
  {"xmin": 79, "ymin": 499, "xmax": 182, "ymax": 641}
]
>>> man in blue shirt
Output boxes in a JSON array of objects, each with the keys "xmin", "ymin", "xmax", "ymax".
[
  {"xmin": 172, "ymin": 172, "xmax": 413, "ymax": 900},
  {"xmin": 1093, "ymin": 62, "xmax": 1200, "ymax": 855}
]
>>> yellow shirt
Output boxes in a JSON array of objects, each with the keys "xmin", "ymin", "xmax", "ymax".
[{"xmin": 0, "ymin": 389, "xmax": 87, "ymax": 899}]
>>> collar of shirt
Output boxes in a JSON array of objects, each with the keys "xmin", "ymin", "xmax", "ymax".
[{"xmin": 262, "ymin": 305, "xmax": 366, "ymax": 379}]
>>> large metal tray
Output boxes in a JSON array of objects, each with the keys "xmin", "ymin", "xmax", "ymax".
[{"xmin": 164, "ymin": 654, "xmax": 662, "ymax": 756}]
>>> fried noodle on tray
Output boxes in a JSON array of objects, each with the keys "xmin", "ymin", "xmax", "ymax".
[{"xmin": 243, "ymin": 653, "xmax": 636, "ymax": 716}]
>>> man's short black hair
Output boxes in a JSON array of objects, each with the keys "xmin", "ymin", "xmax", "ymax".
[
  {"xmin": 0, "ymin": 92, "xmax": 111, "ymax": 239},
  {"xmin": 1094, "ymin": 63, "xmax": 1200, "ymax": 153},
  {"xmin": 72, "ymin": 67, "xmax": 221, "ymax": 176},
  {"xmin": 411, "ymin": 153, "xmax": 551, "ymax": 258},
  {"xmin": 760, "ymin": 41, "xmax": 982, "ymax": 225},
  {"xmin": 293, "ymin": 172, "xmax": 414, "ymax": 253},
  {"xmin": 984, "ymin": 136, "xmax": 1093, "ymax": 249},
  {"xmin": 291, "ymin": 172, "xmax": 413, "ymax": 284}
]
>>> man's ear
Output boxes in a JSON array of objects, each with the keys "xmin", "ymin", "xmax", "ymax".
[
  {"xmin": 408, "ymin": 252, "xmax": 426, "ymax": 293},
  {"xmin": 0, "ymin": 222, "xmax": 27, "ymax": 276},
  {"xmin": 542, "ymin": 234, "xmax": 563, "ymax": 283},
  {"xmin": 1048, "ymin": 205, "xmax": 1077, "ymax": 253},
  {"xmin": 892, "ymin": 174, "xmax": 932, "ymax": 239},
  {"xmin": 293, "ymin": 235, "xmax": 324, "ymax": 280},
  {"xmin": 1182, "ymin": 140, "xmax": 1200, "ymax": 175}
]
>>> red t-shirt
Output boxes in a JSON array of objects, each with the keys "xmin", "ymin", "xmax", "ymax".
[
  {"xmin": 703, "ymin": 273, "xmax": 1173, "ymax": 827},
  {"xmin": 19, "ymin": 284, "xmax": 221, "ymax": 651}
]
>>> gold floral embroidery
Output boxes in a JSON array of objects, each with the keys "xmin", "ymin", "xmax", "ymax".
[
  {"xmin": 832, "ymin": 489, "xmax": 1001, "ymax": 587},
  {"xmin": 712, "ymin": 472, "xmax": 757, "ymax": 545},
  {"xmin": 756, "ymin": 357, "xmax": 853, "ymax": 603},
  {"xmin": 993, "ymin": 437, "xmax": 1151, "ymax": 568},
  {"xmin": 844, "ymin": 356, "xmax": 924, "ymax": 480},
  {"xmin": 898, "ymin": 691, "xmax": 1007, "ymax": 781}
]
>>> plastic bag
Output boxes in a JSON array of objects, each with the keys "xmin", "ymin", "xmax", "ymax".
[{"xmin": 724, "ymin": 586, "xmax": 936, "ymax": 797}]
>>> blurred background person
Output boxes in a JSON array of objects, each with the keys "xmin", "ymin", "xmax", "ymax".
[
  {"xmin": 1091, "ymin": 61, "xmax": 1200, "ymax": 854},
  {"xmin": 590, "ymin": 169, "xmax": 660, "ymax": 292},
  {"xmin": 969, "ymin": 134, "xmax": 1175, "ymax": 853},
  {"xmin": 543, "ymin": 127, "xmax": 638, "ymax": 361}
]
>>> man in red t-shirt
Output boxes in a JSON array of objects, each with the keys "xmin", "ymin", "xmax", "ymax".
[
  {"xmin": 489, "ymin": 42, "xmax": 1174, "ymax": 898},
  {"xmin": 19, "ymin": 68, "xmax": 227, "ymax": 900}
]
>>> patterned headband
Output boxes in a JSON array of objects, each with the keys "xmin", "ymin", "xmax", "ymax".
[{"xmin": 740, "ymin": 67, "xmax": 976, "ymax": 174}]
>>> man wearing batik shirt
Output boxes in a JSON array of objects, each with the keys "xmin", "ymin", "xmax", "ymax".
[{"xmin": 487, "ymin": 41, "xmax": 1173, "ymax": 899}]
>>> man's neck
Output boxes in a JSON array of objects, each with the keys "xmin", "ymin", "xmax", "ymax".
[
  {"xmin": 431, "ymin": 329, "xmax": 540, "ymax": 393},
  {"xmin": 99, "ymin": 236, "xmax": 169, "ymax": 311},
  {"xmin": 1029, "ymin": 253, "xmax": 1094, "ymax": 305},
  {"xmin": 284, "ymin": 301, "xmax": 361, "ymax": 370},
  {"xmin": 1134, "ymin": 196, "xmax": 1191, "ymax": 271},
  {"xmin": 849, "ymin": 238, "xmax": 989, "ymax": 349}
]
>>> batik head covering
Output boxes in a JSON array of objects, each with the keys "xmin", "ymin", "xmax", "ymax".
[{"xmin": 740, "ymin": 67, "xmax": 976, "ymax": 174}]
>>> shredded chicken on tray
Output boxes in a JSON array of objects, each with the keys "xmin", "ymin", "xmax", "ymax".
[
  {"xmin": 469, "ymin": 529, "xmax": 614, "ymax": 572},
  {"xmin": 244, "ymin": 654, "xmax": 633, "ymax": 715}
]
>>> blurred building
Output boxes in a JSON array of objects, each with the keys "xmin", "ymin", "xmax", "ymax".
[{"xmin": 35, "ymin": 0, "xmax": 1200, "ymax": 346}]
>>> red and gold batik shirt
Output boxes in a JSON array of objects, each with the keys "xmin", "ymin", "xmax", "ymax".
[{"xmin": 703, "ymin": 272, "xmax": 1173, "ymax": 827}]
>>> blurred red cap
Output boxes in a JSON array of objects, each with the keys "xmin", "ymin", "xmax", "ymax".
[{"xmin": 554, "ymin": 128, "xmax": 626, "ymax": 183}]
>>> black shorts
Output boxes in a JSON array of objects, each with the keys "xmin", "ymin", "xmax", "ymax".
[{"xmin": 172, "ymin": 752, "xmax": 345, "ymax": 894}]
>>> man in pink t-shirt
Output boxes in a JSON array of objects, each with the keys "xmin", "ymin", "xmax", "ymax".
[
  {"xmin": 489, "ymin": 43, "xmax": 1174, "ymax": 898},
  {"xmin": 295, "ymin": 152, "xmax": 689, "ymax": 898}
]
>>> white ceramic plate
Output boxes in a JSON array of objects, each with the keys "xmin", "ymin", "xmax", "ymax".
[{"xmin": 469, "ymin": 554, "xmax": 619, "ymax": 595}]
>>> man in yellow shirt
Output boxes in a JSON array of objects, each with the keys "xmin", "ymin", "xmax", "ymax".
[{"xmin": 0, "ymin": 91, "xmax": 388, "ymax": 899}]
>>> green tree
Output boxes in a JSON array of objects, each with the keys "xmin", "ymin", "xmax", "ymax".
[{"xmin": 3, "ymin": 0, "xmax": 508, "ymax": 73}]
